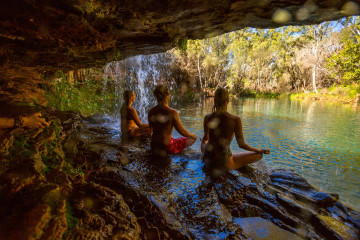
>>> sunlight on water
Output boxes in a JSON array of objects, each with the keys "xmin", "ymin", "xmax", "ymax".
[
  {"xmin": 173, "ymin": 98, "xmax": 360, "ymax": 210},
  {"xmin": 104, "ymin": 53, "xmax": 360, "ymax": 211}
]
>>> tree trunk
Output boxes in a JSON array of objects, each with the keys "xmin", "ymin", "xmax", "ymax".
[
  {"xmin": 197, "ymin": 56, "xmax": 202, "ymax": 90},
  {"xmin": 257, "ymin": 68, "xmax": 261, "ymax": 90},
  {"xmin": 312, "ymin": 64, "xmax": 317, "ymax": 93},
  {"xmin": 68, "ymin": 71, "xmax": 74, "ymax": 85},
  {"xmin": 312, "ymin": 27, "xmax": 318, "ymax": 93}
]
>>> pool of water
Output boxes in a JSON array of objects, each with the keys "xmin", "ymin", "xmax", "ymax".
[{"xmin": 170, "ymin": 97, "xmax": 360, "ymax": 210}]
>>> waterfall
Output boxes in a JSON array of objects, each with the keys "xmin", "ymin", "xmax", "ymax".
[{"xmin": 103, "ymin": 52, "xmax": 173, "ymax": 121}]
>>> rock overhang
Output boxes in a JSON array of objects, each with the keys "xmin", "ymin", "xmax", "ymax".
[{"xmin": 0, "ymin": 0, "xmax": 359, "ymax": 81}]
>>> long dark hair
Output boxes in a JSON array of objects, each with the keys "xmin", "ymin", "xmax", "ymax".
[
  {"xmin": 123, "ymin": 90, "xmax": 134, "ymax": 105},
  {"xmin": 212, "ymin": 87, "xmax": 229, "ymax": 112},
  {"xmin": 153, "ymin": 85, "xmax": 170, "ymax": 103}
]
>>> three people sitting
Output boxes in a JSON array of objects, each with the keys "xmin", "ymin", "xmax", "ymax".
[{"xmin": 121, "ymin": 85, "xmax": 269, "ymax": 171}]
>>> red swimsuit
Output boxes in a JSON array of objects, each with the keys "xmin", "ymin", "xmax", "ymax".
[{"xmin": 166, "ymin": 137, "xmax": 189, "ymax": 154}]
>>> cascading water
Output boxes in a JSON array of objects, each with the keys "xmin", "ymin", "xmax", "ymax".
[
  {"xmin": 75, "ymin": 49, "xmax": 360, "ymax": 240},
  {"xmin": 103, "ymin": 52, "xmax": 174, "ymax": 122}
]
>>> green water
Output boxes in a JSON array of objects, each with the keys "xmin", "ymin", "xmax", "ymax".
[{"xmin": 173, "ymin": 97, "xmax": 360, "ymax": 210}]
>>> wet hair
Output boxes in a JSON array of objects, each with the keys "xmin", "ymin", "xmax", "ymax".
[
  {"xmin": 153, "ymin": 85, "xmax": 170, "ymax": 103},
  {"xmin": 123, "ymin": 90, "xmax": 134, "ymax": 104},
  {"xmin": 213, "ymin": 87, "xmax": 229, "ymax": 112}
]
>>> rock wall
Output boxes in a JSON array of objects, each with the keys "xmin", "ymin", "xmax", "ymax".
[
  {"xmin": 0, "ymin": 106, "xmax": 140, "ymax": 240},
  {"xmin": 0, "ymin": 0, "xmax": 359, "ymax": 86}
]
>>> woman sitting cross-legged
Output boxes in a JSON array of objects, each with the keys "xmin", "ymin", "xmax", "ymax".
[
  {"xmin": 201, "ymin": 87, "xmax": 270, "ymax": 176},
  {"xmin": 120, "ymin": 90, "xmax": 151, "ymax": 141}
]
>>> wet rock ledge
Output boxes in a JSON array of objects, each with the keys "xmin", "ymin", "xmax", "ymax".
[{"xmin": 0, "ymin": 105, "xmax": 359, "ymax": 240}]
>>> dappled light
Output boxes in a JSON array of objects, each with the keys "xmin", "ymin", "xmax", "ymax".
[{"xmin": 1, "ymin": 1, "xmax": 360, "ymax": 239}]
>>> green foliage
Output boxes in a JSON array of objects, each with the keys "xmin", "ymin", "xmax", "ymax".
[
  {"xmin": 2, "ymin": 119, "xmax": 68, "ymax": 176},
  {"xmin": 39, "ymin": 120, "xmax": 64, "ymax": 172},
  {"xmin": 171, "ymin": 17, "xmax": 359, "ymax": 99},
  {"xmin": 236, "ymin": 89, "xmax": 280, "ymax": 98},
  {"xmin": 74, "ymin": 166, "xmax": 84, "ymax": 176},
  {"xmin": 62, "ymin": 201, "xmax": 79, "ymax": 238},
  {"xmin": 45, "ymin": 71, "xmax": 116, "ymax": 116},
  {"xmin": 290, "ymin": 84, "xmax": 359, "ymax": 103},
  {"xmin": 6, "ymin": 132, "xmax": 32, "ymax": 160},
  {"xmin": 65, "ymin": 201, "xmax": 78, "ymax": 230},
  {"xmin": 327, "ymin": 18, "xmax": 360, "ymax": 84},
  {"xmin": 328, "ymin": 85, "xmax": 360, "ymax": 97},
  {"xmin": 62, "ymin": 160, "xmax": 75, "ymax": 175},
  {"xmin": 177, "ymin": 38, "xmax": 188, "ymax": 51},
  {"xmin": 113, "ymin": 48, "xmax": 122, "ymax": 61}
]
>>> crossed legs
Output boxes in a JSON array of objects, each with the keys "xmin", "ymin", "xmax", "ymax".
[
  {"xmin": 226, "ymin": 152, "xmax": 263, "ymax": 170},
  {"xmin": 185, "ymin": 137, "xmax": 196, "ymax": 148},
  {"xmin": 128, "ymin": 126, "xmax": 151, "ymax": 138}
]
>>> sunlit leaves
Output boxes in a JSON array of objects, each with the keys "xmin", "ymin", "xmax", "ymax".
[
  {"xmin": 172, "ymin": 17, "xmax": 360, "ymax": 93},
  {"xmin": 327, "ymin": 16, "xmax": 360, "ymax": 84}
]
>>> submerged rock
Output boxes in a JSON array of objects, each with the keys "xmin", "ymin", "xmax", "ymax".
[
  {"xmin": 93, "ymin": 137, "xmax": 359, "ymax": 239},
  {"xmin": 0, "ymin": 110, "xmax": 359, "ymax": 239}
]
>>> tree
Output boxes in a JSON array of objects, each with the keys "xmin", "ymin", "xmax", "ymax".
[
  {"xmin": 186, "ymin": 40, "xmax": 205, "ymax": 89},
  {"xmin": 328, "ymin": 16, "xmax": 360, "ymax": 84},
  {"xmin": 170, "ymin": 17, "xmax": 357, "ymax": 94}
]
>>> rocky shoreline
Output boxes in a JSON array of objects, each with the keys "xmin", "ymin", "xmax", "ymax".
[{"xmin": 0, "ymin": 105, "xmax": 359, "ymax": 240}]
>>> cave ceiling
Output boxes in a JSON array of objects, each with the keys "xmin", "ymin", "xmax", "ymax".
[{"xmin": 0, "ymin": 0, "xmax": 359, "ymax": 82}]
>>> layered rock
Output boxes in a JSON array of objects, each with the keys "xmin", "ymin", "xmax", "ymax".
[
  {"xmin": 0, "ymin": 105, "xmax": 359, "ymax": 239},
  {"xmin": 0, "ymin": 106, "xmax": 141, "ymax": 240},
  {"xmin": 1, "ymin": 0, "xmax": 359, "ymax": 85}
]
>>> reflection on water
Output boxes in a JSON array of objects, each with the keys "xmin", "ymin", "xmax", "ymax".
[{"xmin": 171, "ymin": 98, "xmax": 360, "ymax": 210}]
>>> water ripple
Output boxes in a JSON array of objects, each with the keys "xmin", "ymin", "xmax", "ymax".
[{"xmin": 175, "ymin": 98, "xmax": 360, "ymax": 210}]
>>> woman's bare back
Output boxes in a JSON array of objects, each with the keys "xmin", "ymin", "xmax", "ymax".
[
  {"xmin": 202, "ymin": 110, "xmax": 268, "ymax": 171},
  {"xmin": 205, "ymin": 111, "xmax": 239, "ymax": 147}
]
